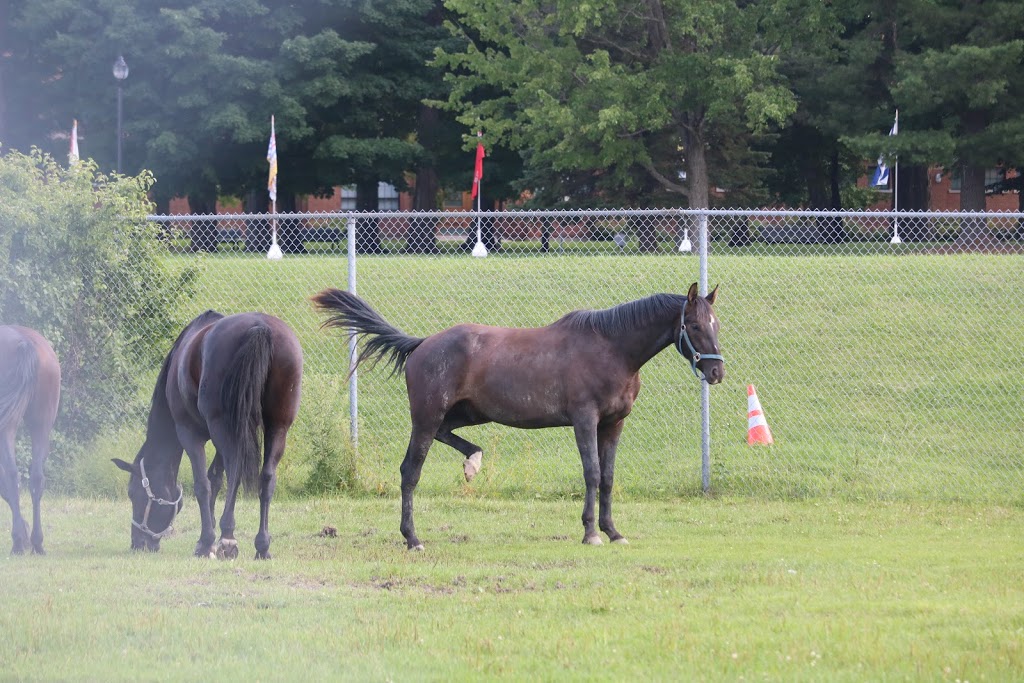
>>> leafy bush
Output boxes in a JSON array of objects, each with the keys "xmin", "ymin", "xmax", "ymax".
[{"xmin": 0, "ymin": 148, "xmax": 196, "ymax": 473}]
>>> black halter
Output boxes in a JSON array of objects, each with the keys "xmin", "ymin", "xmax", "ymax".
[
  {"xmin": 131, "ymin": 458, "xmax": 183, "ymax": 540},
  {"xmin": 675, "ymin": 300, "xmax": 725, "ymax": 382}
]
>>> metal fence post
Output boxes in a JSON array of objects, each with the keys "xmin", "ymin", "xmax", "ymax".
[
  {"xmin": 347, "ymin": 216, "xmax": 358, "ymax": 448},
  {"xmin": 698, "ymin": 211, "xmax": 711, "ymax": 493}
]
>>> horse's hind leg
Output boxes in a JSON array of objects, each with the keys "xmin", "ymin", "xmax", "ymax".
[
  {"xmin": 254, "ymin": 423, "xmax": 290, "ymax": 560},
  {"xmin": 27, "ymin": 425, "xmax": 53, "ymax": 554},
  {"xmin": 206, "ymin": 451, "xmax": 224, "ymax": 521},
  {"xmin": 0, "ymin": 430, "xmax": 29, "ymax": 554},
  {"xmin": 435, "ymin": 408, "xmax": 487, "ymax": 482},
  {"xmin": 597, "ymin": 419, "xmax": 627, "ymax": 544}
]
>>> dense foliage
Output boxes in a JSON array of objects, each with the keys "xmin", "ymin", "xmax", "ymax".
[
  {"xmin": 0, "ymin": 149, "xmax": 194, "ymax": 453},
  {"xmin": 1, "ymin": 0, "xmax": 1021, "ymax": 228}
]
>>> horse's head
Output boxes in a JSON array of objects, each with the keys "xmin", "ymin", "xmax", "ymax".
[
  {"xmin": 112, "ymin": 455, "xmax": 183, "ymax": 551},
  {"xmin": 676, "ymin": 282, "xmax": 724, "ymax": 385}
]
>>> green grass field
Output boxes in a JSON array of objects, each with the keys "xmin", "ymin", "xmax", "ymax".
[
  {"xmin": 11, "ymin": 246, "xmax": 1024, "ymax": 681},
  {"xmin": 75, "ymin": 248, "xmax": 1023, "ymax": 506},
  {"xmin": 2, "ymin": 496, "xmax": 1022, "ymax": 681}
]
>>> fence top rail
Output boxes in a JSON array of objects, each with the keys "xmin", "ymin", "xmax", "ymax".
[{"xmin": 147, "ymin": 208, "xmax": 1024, "ymax": 222}]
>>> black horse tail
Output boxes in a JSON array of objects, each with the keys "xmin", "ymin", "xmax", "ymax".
[
  {"xmin": 220, "ymin": 323, "xmax": 273, "ymax": 493},
  {"xmin": 0, "ymin": 337, "xmax": 37, "ymax": 433},
  {"xmin": 312, "ymin": 288, "xmax": 425, "ymax": 378}
]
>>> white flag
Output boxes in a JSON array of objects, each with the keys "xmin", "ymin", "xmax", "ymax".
[
  {"xmin": 69, "ymin": 120, "xmax": 79, "ymax": 164},
  {"xmin": 871, "ymin": 112, "xmax": 898, "ymax": 187}
]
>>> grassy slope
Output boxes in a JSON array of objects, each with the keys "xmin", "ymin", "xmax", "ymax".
[
  {"xmin": 2, "ymin": 496, "xmax": 1022, "ymax": 681},
  {"xmin": 83, "ymin": 251, "xmax": 1024, "ymax": 504}
]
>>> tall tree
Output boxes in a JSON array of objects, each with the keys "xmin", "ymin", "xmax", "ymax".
[
  {"xmin": 436, "ymin": 0, "xmax": 806, "ymax": 215},
  {"xmin": 892, "ymin": 0, "xmax": 1024, "ymax": 248}
]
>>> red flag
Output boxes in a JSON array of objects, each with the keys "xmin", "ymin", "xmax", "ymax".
[{"xmin": 471, "ymin": 132, "xmax": 484, "ymax": 199}]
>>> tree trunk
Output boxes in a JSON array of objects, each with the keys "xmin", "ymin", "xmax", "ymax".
[
  {"xmin": 956, "ymin": 162, "xmax": 994, "ymax": 249},
  {"xmin": 187, "ymin": 192, "xmax": 219, "ymax": 252},
  {"xmin": 681, "ymin": 122, "xmax": 710, "ymax": 252},
  {"xmin": 243, "ymin": 189, "xmax": 271, "ymax": 253},
  {"xmin": 955, "ymin": 111, "xmax": 995, "ymax": 250},
  {"xmin": 899, "ymin": 165, "xmax": 933, "ymax": 242},
  {"xmin": 406, "ymin": 106, "xmax": 441, "ymax": 254},
  {"xmin": 355, "ymin": 177, "xmax": 385, "ymax": 254},
  {"xmin": 276, "ymin": 193, "xmax": 306, "ymax": 254}
]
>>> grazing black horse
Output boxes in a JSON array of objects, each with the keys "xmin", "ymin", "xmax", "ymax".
[
  {"xmin": 0, "ymin": 326, "xmax": 60, "ymax": 555},
  {"xmin": 113, "ymin": 311, "xmax": 303, "ymax": 559},
  {"xmin": 313, "ymin": 283, "xmax": 723, "ymax": 550}
]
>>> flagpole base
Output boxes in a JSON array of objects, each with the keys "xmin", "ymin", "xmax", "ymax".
[
  {"xmin": 889, "ymin": 235, "xmax": 902, "ymax": 245},
  {"xmin": 267, "ymin": 233, "xmax": 283, "ymax": 260},
  {"xmin": 471, "ymin": 241, "xmax": 488, "ymax": 258},
  {"xmin": 678, "ymin": 238, "xmax": 692, "ymax": 253}
]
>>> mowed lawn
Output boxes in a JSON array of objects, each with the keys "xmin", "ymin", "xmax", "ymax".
[{"xmin": 2, "ymin": 495, "xmax": 1022, "ymax": 681}]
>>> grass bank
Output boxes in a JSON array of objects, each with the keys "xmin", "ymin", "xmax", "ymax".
[
  {"xmin": 75, "ymin": 250, "xmax": 1024, "ymax": 504},
  {"xmin": 2, "ymin": 496, "xmax": 1022, "ymax": 681}
]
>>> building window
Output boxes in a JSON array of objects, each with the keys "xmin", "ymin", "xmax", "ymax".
[
  {"xmin": 444, "ymin": 190, "xmax": 465, "ymax": 209},
  {"xmin": 340, "ymin": 183, "xmax": 400, "ymax": 210},
  {"xmin": 949, "ymin": 168, "xmax": 1004, "ymax": 193}
]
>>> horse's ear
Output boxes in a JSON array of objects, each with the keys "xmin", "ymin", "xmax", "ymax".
[
  {"xmin": 706, "ymin": 285, "xmax": 719, "ymax": 306},
  {"xmin": 687, "ymin": 282, "xmax": 699, "ymax": 302},
  {"xmin": 111, "ymin": 458, "xmax": 134, "ymax": 474}
]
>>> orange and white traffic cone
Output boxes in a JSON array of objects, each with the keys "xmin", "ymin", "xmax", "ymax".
[{"xmin": 747, "ymin": 384, "xmax": 774, "ymax": 445}]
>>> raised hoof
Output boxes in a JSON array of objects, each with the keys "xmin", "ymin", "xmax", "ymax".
[
  {"xmin": 215, "ymin": 539, "xmax": 239, "ymax": 561},
  {"xmin": 582, "ymin": 535, "xmax": 604, "ymax": 546},
  {"xmin": 463, "ymin": 451, "xmax": 483, "ymax": 482}
]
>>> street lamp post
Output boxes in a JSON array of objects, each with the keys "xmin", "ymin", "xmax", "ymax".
[{"xmin": 113, "ymin": 55, "xmax": 129, "ymax": 173}]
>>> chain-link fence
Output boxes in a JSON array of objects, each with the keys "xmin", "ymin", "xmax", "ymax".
[{"xmin": 147, "ymin": 209, "xmax": 1024, "ymax": 504}]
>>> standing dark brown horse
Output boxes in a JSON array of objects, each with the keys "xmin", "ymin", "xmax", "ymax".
[
  {"xmin": 0, "ymin": 326, "xmax": 60, "ymax": 555},
  {"xmin": 313, "ymin": 283, "xmax": 724, "ymax": 550},
  {"xmin": 113, "ymin": 311, "xmax": 303, "ymax": 559}
]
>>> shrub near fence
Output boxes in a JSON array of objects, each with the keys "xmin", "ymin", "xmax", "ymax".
[{"xmin": 142, "ymin": 209, "xmax": 1024, "ymax": 505}]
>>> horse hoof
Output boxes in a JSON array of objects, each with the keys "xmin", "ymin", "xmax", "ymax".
[
  {"xmin": 464, "ymin": 451, "xmax": 483, "ymax": 482},
  {"xmin": 215, "ymin": 539, "xmax": 239, "ymax": 561},
  {"xmin": 410, "ymin": 544, "xmax": 425, "ymax": 552},
  {"xmin": 612, "ymin": 537, "xmax": 630, "ymax": 545},
  {"xmin": 255, "ymin": 551, "xmax": 271, "ymax": 560},
  {"xmin": 582, "ymin": 535, "xmax": 603, "ymax": 546},
  {"xmin": 32, "ymin": 546, "xmax": 46, "ymax": 555}
]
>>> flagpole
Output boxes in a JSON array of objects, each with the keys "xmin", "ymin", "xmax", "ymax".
[
  {"xmin": 471, "ymin": 131, "xmax": 487, "ymax": 258},
  {"xmin": 267, "ymin": 115, "xmax": 283, "ymax": 260},
  {"xmin": 890, "ymin": 109, "xmax": 902, "ymax": 244}
]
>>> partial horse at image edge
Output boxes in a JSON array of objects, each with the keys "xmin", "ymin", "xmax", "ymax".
[
  {"xmin": 313, "ymin": 284, "xmax": 723, "ymax": 550},
  {"xmin": 112, "ymin": 310, "xmax": 303, "ymax": 560},
  {"xmin": 0, "ymin": 325, "xmax": 61, "ymax": 555}
]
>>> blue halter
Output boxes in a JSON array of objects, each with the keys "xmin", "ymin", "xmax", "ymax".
[{"xmin": 675, "ymin": 300, "xmax": 725, "ymax": 382}]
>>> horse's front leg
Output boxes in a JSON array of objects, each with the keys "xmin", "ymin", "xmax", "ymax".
[
  {"xmin": 400, "ymin": 424, "xmax": 437, "ymax": 550},
  {"xmin": 573, "ymin": 417, "xmax": 602, "ymax": 545},
  {"xmin": 597, "ymin": 419, "xmax": 627, "ymax": 544},
  {"xmin": 179, "ymin": 430, "xmax": 216, "ymax": 558}
]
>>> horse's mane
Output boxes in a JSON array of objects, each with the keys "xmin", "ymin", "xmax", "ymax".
[
  {"xmin": 556, "ymin": 293, "xmax": 707, "ymax": 337},
  {"xmin": 141, "ymin": 310, "xmax": 224, "ymax": 446}
]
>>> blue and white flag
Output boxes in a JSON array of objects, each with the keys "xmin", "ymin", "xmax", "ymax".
[{"xmin": 871, "ymin": 112, "xmax": 898, "ymax": 187}]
